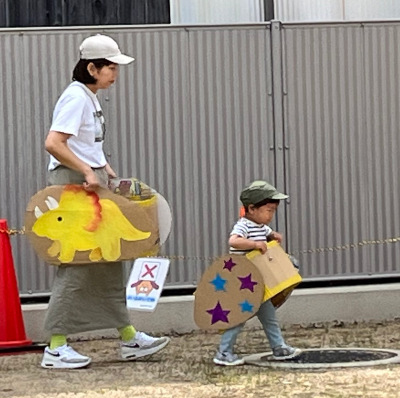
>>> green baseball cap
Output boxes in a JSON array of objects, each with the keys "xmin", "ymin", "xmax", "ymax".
[{"xmin": 240, "ymin": 180, "xmax": 289, "ymax": 206}]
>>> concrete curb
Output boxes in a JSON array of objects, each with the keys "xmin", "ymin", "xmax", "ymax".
[{"xmin": 22, "ymin": 283, "xmax": 400, "ymax": 343}]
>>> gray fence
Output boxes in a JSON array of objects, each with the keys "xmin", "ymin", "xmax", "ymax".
[
  {"xmin": 283, "ymin": 21, "xmax": 400, "ymax": 280},
  {"xmin": 1, "ymin": 21, "xmax": 400, "ymax": 297}
]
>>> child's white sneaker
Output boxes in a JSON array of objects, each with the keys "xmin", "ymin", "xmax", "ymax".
[
  {"xmin": 120, "ymin": 331, "xmax": 170, "ymax": 360},
  {"xmin": 41, "ymin": 344, "xmax": 91, "ymax": 369},
  {"xmin": 213, "ymin": 351, "xmax": 245, "ymax": 366}
]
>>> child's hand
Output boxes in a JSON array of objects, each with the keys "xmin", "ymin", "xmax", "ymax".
[
  {"xmin": 269, "ymin": 231, "xmax": 283, "ymax": 243},
  {"xmin": 254, "ymin": 241, "xmax": 268, "ymax": 254}
]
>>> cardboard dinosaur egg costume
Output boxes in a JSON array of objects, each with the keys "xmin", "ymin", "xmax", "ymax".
[
  {"xmin": 194, "ymin": 242, "xmax": 302, "ymax": 330},
  {"xmin": 25, "ymin": 179, "xmax": 171, "ymax": 265},
  {"xmin": 194, "ymin": 254, "xmax": 265, "ymax": 330}
]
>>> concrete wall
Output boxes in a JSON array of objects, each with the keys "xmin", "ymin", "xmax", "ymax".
[{"xmin": 23, "ymin": 284, "xmax": 400, "ymax": 343}]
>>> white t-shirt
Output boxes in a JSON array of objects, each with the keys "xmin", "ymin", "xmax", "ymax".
[
  {"xmin": 48, "ymin": 81, "xmax": 107, "ymax": 171},
  {"xmin": 229, "ymin": 217, "xmax": 272, "ymax": 255}
]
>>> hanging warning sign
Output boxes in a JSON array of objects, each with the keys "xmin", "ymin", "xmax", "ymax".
[{"xmin": 126, "ymin": 258, "xmax": 170, "ymax": 312}]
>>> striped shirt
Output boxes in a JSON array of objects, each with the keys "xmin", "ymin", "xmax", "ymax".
[{"xmin": 229, "ymin": 217, "xmax": 272, "ymax": 255}]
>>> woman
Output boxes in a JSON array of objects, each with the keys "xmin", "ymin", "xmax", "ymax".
[{"xmin": 42, "ymin": 34, "xmax": 169, "ymax": 369}]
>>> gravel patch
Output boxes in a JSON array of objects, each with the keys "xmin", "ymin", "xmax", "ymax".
[{"xmin": 1, "ymin": 319, "xmax": 400, "ymax": 398}]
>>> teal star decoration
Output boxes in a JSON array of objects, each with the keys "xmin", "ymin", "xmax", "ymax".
[
  {"xmin": 239, "ymin": 300, "xmax": 254, "ymax": 313},
  {"xmin": 210, "ymin": 273, "xmax": 227, "ymax": 291}
]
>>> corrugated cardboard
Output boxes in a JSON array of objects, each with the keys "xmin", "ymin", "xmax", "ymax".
[{"xmin": 246, "ymin": 241, "xmax": 302, "ymax": 308}]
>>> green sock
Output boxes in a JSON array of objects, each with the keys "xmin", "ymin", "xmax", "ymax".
[
  {"xmin": 118, "ymin": 325, "xmax": 136, "ymax": 342},
  {"xmin": 49, "ymin": 334, "xmax": 67, "ymax": 350}
]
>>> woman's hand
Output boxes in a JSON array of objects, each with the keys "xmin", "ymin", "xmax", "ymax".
[
  {"xmin": 105, "ymin": 163, "xmax": 117, "ymax": 179},
  {"xmin": 83, "ymin": 169, "xmax": 101, "ymax": 191}
]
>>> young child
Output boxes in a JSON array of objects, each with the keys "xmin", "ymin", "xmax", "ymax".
[{"xmin": 213, "ymin": 180, "xmax": 301, "ymax": 366}]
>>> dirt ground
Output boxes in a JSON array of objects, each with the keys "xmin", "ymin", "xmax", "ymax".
[{"xmin": 1, "ymin": 319, "xmax": 400, "ymax": 398}]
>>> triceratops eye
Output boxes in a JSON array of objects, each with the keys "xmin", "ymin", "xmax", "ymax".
[{"xmin": 57, "ymin": 217, "xmax": 62, "ymax": 222}]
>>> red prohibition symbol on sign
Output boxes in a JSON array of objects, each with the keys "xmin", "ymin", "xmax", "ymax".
[{"xmin": 142, "ymin": 263, "xmax": 157, "ymax": 278}]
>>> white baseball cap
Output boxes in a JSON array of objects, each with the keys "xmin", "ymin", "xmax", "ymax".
[{"xmin": 79, "ymin": 34, "xmax": 134, "ymax": 65}]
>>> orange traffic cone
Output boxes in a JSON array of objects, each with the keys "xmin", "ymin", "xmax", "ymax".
[{"xmin": 0, "ymin": 219, "xmax": 32, "ymax": 348}]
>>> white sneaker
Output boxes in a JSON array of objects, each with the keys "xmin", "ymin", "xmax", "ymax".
[
  {"xmin": 121, "ymin": 331, "xmax": 170, "ymax": 361},
  {"xmin": 41, "ymin": 344, "xmax": 91, "ymax": 369}
]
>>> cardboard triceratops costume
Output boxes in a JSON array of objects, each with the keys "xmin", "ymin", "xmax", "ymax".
[
  {"xmin": 25, "ymin": 178, "xmax": 172, "ymax": 265},
  {"xmin": 194, "ymin": 241, "xmax": 302, "ymax": 330}
]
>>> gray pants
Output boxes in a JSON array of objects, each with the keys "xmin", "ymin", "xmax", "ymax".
[{"xmin": 44, "ymin": 166, "xmax": 131, "ymax": 335}]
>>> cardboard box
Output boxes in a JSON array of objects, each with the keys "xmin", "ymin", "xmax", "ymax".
[{"xmin": 246, "ymin": 240, "xmax": 302, "ymax": 308}]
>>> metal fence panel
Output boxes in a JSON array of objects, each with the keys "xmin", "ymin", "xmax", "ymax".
[
  {"xmin": 99, "ymin": 27, "xmax": 195, "ymax": 287},
  {"xmin": 281, "ymin": 21, "xmax": 400, "ymax": 279},
  {"xmin": 0, "ymin": 24, "xmax": 275, "ymax": 296},
  {"xmin": 363, "ymin": 22, "xmax": 400, "ymax": 275},
  {"xmin": 186, "ymin": 25, "xmax": 275, "ymax": 282},
  {"xmin": 1, "ymin": 21, "xmax": 400, "ymax": 298}
]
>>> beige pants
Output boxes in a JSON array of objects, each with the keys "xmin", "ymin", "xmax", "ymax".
[{"xmin": 44, "ymin": 166, "xmax": 130, "ymax": 335}]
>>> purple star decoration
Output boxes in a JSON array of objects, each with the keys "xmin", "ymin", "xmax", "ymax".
[
  {"xmin": 206, "ymin": 301, "xmax": 230, "ymax": 324},
  {"xmin": 223, "ymin": 257, "xmax": 236, "ymax": 272},
  {"xmin": 238, "ymin": 273, "xmax": 258, "ymax": 292}
]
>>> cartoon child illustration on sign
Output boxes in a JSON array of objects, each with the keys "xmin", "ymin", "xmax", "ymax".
[{"xmin": 131, "ymin": 280, "xmax": 160, "ymax": 296}]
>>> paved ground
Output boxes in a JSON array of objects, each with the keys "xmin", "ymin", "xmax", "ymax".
[{"xmin": 1, "ymin": 319, "xmax": 400, "ymax": 398}]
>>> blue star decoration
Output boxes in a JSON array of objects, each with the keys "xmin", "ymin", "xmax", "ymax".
[
  {"xmin": 238, "ymin": 273, "xmax": 258, "ymax": 292},
  {"xmin": 210, "ymin": 273, "xmax": 227, "ymax": 291},
  {"xmin": 223, "ymin": 257, "xmax": 236, "ymax": 272},
  {"xmin": 206, "ymin": 301, "xmax": 230, "ymax": 324},
  {"xmin": 239, "ymin": 300, "xmax": 254, "ymax": 313}
]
